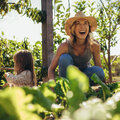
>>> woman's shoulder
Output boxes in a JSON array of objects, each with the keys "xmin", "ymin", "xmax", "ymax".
[
  {"xmin": 92, "ymin": 39, "xmax": 100, "ymax": 47},
  {"xmin": 91, "ymin": 40, "xmax": 100, "ymax": 52},
  {"xmin": 91, "ymin": 39, "xmax": 100, "ymax": 53},
  {"xmin": 54, "ymin": 41, "xmax": 69, "ymax": 57},
  {"xmin": 57, "ymin": 41, "xmax": 69, "ymax": 52},
  {"xmin": 60, "ymin": 41, "xmax": 69, "ymax": 47}
]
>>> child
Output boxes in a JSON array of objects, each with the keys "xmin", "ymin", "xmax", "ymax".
[{"xmin": 4, "ymin": 50, "xmax": 37, "ymax": 87}]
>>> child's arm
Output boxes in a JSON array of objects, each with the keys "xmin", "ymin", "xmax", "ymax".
[
  {"xmin": 4, "ymin": 71, "xmax": 32, "ymax": 86},
  {"xmin": 2, "ymin": 83, "xmax": 9, "ymax": 88}
]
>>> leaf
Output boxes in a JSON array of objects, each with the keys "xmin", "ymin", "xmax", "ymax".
[
  {"xmin": 1, "ymin": 31, "xmax": 4, "ymax": 36},
  {"xmin": 91, "ymin": 73, "xmax": 111, "ymax": 100},
  {"xmin": 66, "ymin": 8, "xmax": 70, "ymax": 12},
  {"xmin": 55, "ymin": 0, "xmax": 62, "ymax": 4},
  {"xmin": 23, "ymin": 86, "xmax": 56, "ymax": 111},
  {"xmin": 0, "ymin": 87, "xmax": 41, "ymax": 120},
  {"xmin": 56, "ymin": 4, "xmax": 63, "ymax": 10},
  {"xmin": 54, "ymin": 82, "xmax": 65, "ymax": 97},
  {"xmin": 66, "ymin": 65, "xmax": 89, "ymax": 112},
  {"xmin": 67, "ymin": 65, "xmax": 89, "ymax": 93}
]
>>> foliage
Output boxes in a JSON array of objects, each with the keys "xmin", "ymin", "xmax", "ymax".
[
  {"xmin": 0, "ymin": 0, "xmax": 46, "ymax": 23},
  {"xmin": 0, "ymin": 35, "xmax": 44, "ymax": 87},
  {"xmin": 24, "ymin": 8, "xmax": 46, "ymax": 23},
  {"xmin": 111, "ymin": 57, "xmax": 120, "ymax": 76},
  {"xmin": 96, "ymin": 0, "xmax": 120, "ymax": 50},
  {"xmin": 53, "ymin": 0, "xmax": 70, "ymax": 51},
  {"xmin": 95, "ymin": 0, "xmax": 120, "ymax": 82},
  {"xmin": 73, "ymin": 0, "xmax": 86, "ymax": 12},
  {"xmin": 0, "ymin": 87, "xmax": 42, "ymax": 120},
  {"xmin": 66, "ymin": 65, "xmax": 89, "ymax": 112},
  {"xmin": 1, "ymin": 65, "xmax": 120, "ymax": 119},
  {"xmin": 91, "ymin": 73, "xmax": 111, "ymax": 100}
]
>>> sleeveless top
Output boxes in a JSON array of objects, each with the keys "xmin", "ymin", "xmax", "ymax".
[{"xmin": 68, "ymin": 43, "xmax": 92, "ymax": 70}]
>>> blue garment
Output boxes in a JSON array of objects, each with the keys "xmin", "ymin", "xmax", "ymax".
[{"xmin": 58, "ymin": 54, "xmax": 105, "ymax": 86}]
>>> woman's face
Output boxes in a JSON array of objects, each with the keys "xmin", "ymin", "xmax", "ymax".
[{"xmin": 74, "ymin": 18, "xmax": 89, "ymax": 40}]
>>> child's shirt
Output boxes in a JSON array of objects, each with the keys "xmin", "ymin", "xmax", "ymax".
[{"xmin": 5, "ymin": 70, "xmax": 34, "ymax": 87}]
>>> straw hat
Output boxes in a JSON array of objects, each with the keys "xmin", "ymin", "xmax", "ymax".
[{"xmin": 65, "ymin": 11, "xmax": 97, "ymax": 36}]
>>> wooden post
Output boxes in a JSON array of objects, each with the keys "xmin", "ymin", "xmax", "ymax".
[{"xmin": 41, "ymin": 0, "xmax": 54, "ymax": 67}]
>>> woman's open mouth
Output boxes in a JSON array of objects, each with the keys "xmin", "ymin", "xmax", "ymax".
[{"xmin": 79, "ymin": 32, "xmax": 86, "ymax": 34}]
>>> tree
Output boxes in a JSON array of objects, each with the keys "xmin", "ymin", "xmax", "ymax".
[{"xmin": 96, "ymin": 0, "xmax": 120, "ymax": 83}]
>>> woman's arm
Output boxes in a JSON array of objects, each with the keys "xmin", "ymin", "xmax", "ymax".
[
  {"xmin": 48, "ymin": 42, "xmax": 68, "ymax": 80},
  {"xmin": 92, "ymin": 41, "xmax": 102, "ymax": 67}
]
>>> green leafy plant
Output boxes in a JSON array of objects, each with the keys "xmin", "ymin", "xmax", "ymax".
[
  {"xmin": 66, "ymin": 65, "xmax": 89, "ymax": 112},
  {"xmin": 91, "ymin": 73, "xmax": 111, "ymax": 100}
]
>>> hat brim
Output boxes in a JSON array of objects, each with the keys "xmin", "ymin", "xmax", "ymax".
[{"xmin": 65, "ymin": 16, "xmax": 97, "ymax": 36}]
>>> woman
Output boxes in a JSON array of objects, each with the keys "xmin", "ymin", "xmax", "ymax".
[{"xmin": 48, "ymin": 11, "xmax": 104, "ymax": 85}]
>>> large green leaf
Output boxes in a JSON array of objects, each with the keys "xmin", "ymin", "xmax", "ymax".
[
  {"xmin": 0, "ymin": 87, "xmax": 41, "ymax": 120},
  {"xmin": 23, "ymin": 86, "xmax": 56, "ymax": 112},
  {"xmin": 66, "ymin": 65, "xmax": 89, "ymax": 112},
  {"xmin": 91, "ymin": 73, "xmax": 111, "ymax": 100},
  {"xmin": 67, "ymin": 65, "xmax": 89, "ymax": 93}
]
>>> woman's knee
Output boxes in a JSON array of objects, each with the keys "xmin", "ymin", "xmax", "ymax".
[
  {"xmin": 59, "ymin": 54, "xmax": 73, "ymax": 65},
  {"xmin": 92, "ymin": 66, "xmax": 105, "ymax": 80},
  {"xmin": 59, "ymin": 54, "xmax": 73, "ymax": 78},
  {"xmin": 84, "ymin": 66, "xmax": 105, "ymax": 81}
]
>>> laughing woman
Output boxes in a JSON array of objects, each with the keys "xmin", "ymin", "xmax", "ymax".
[{"xmin": 48, "ymin": 11, "xmax": 105, "ymax": 85}]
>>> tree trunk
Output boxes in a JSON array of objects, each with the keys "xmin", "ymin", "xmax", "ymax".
[
  {"xmin": 41, "ymin": 0, "xmax": 54, "ymax": 67},
  {"xmin": 108, "ymin": 38, "xmax": 112, "ymax": 83},
  {"xmin": 102, "ymin": 51, "xmax": 108, "ymax": 66}
]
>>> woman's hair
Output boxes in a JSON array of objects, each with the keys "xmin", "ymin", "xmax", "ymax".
[
  {"xmin": 13, "ymin": 50, "xmax": 37, "ymax": 86},
  {"xmin": 69, "ymin": 21, "xmax": 93, "ymax": 48}
]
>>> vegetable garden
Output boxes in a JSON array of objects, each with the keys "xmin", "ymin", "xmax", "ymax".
[{"xmin": 0, "ymin": 0, "xmax": 120, "ymax": 120}]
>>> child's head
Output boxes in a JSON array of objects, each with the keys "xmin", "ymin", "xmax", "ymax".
[
  {"xmin": 13, "ymin": 50, "xmax": 37, "ymax": 85},
  {"xmin": 13, "ymin": 50, "xmax": 33, "ymax": 73}
]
